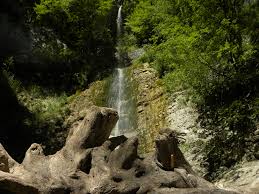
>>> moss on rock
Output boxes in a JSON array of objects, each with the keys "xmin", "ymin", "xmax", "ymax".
[{"xmin": 130, "ymin": 63, "xmax": 168, "ymax": 153}]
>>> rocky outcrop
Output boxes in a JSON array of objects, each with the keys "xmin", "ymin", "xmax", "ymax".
[
  {"xmin": 166, "ymin": 91, "xmax": 208, "ymax": 176},
  {"xmin": 132, "ymin": 63, "xmax": 167, "ymax": 153},
  {"xmin": 0, "ymin": 106, "xmax": 237, "ymax": 194},
  {"xmin": 215, "ymin": 160, "xmax": 259, "ymax": 193},
  {"xmin": 130, "ymin": 63, "xmax": 206, "ymax": 172}
]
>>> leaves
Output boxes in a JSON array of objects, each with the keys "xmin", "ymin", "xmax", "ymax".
[
  {"xmin": 126, "ymin": 0, "xmax": 259, "ymax": 178},
  {"xmin": 31, "ymin": 0, "xmax": 117, "ymax": 89}
]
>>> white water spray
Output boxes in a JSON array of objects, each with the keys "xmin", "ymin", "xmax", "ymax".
[
  {"xmin": 114, "ymin": 68, "xmax": 123, "ymax": 135},
  {"xmin": 108, "ymin": 5, "xmax": 136, "ymax": 137},
  {"xmin": 117, "ymin": 5, "xmax": 122, "ymax": 36}
]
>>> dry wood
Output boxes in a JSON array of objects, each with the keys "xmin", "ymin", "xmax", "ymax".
[{"xmin": 0, "ymin": 106, "xmax": 238, "ymax": 194}]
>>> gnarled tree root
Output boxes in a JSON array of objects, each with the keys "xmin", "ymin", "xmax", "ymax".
[{"xmin": 0, "ymin": 106, "xmax": 238, "ymax": 194}]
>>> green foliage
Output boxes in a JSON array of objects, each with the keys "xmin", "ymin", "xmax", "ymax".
[
  {"xmin": 9, "ymin": 0, "xmax": 117, "ymax": 91},
  {"xmin": 122, "ymin": 0, "xmax": 140, "ymax": 17},
  {"xmin": 126, "ymin": 0, "xmax": 259, "ymax": 178},
  {"xmin": 35, "ymin": 0, "xmax": 72, "ymax": 15},
  {"xmin": 4, "ymin": 64, "xmax": 70, "ymax": 154},
  {"xmin": 18, "ymin": 84, "xmax": 70, "ymax": 154},
  {"xmin": 3, "ymin": 70, "xmax": 22, "ymax": 94},
  {"xmin": 118, "ymin": 33, "xmax": 138, "ymax": 52},
  {"xmin": 35, "ymin": 0, "xmax": 115, "ymax": 53},
  {"xmin": 125, "ymin": 1, "xmax": 156, "ymax": 45}
]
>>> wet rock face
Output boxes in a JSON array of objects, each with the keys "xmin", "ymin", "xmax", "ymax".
[
  {"xmin": 132, "ymin": 63, "xmax": 167, "ymax": 153},
  {"xmin": 0, "ymin": 106, "xmax": 238, "ymax": 194}
]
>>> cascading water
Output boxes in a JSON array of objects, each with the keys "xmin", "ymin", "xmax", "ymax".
[
  {"xmin": 117, "ymin": 5, "xmax": 122, "ymax": 36},
  {"xmin": 107, "ymin": 5, "xmax": 136, "ymax": 137}
]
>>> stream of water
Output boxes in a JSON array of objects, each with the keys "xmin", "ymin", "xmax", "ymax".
[
  {"xmin": 107, "ymin": 5, "xmax": 136, "ymax": 137},
  {"xmin": 117, "ymin": 5, "xmax": 122, "ymax": 36}
]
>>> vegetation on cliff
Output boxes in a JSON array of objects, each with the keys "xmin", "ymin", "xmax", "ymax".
[{"xmin": 125, "ymin": 0, "xmax": 259, "ymax": 179}]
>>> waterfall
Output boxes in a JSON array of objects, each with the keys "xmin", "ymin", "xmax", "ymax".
[
  {"xmin": 107, "ymin": 5, "xmax": 137, "ymax": 137},
  {"xmin": 108, "ymin": 68, "xmax": 123, "ymax": 136},
  {"xmin": 117, "ymin": 5, "xmax": 122, "ymax": 36}
]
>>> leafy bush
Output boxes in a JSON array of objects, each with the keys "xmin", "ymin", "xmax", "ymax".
[
  {"xmin": 126, "ymin": 0, "xmax": 259, "ymax": 178},
  {"xmin": 4, "ymin": 68, "xmax": 70, "ymax": 154},
  {"xmin": 8, "ymin": 0, "xmax": 118, "ymax": 93},
  {"xmin": 14, "ymin": 82, "xmax": 69, "ymax": 154},
  {"xmin": 34, "ymin": 0, "xmax": 117, "ymax": 80}
]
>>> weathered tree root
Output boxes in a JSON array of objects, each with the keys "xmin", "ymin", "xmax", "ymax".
[{"xmin": 0, "ymin": 106, "xmax": 238, "ymax": 194}]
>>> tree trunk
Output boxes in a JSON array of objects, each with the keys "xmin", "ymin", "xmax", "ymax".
[{"xmin": 0, "ymin": 106, "xmax": 238, "ymax": 194}]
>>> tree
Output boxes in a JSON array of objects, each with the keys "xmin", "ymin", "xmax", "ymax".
[{"xmin": 126, "ymin": 0, "xmax": 259, "ymax": 178}]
